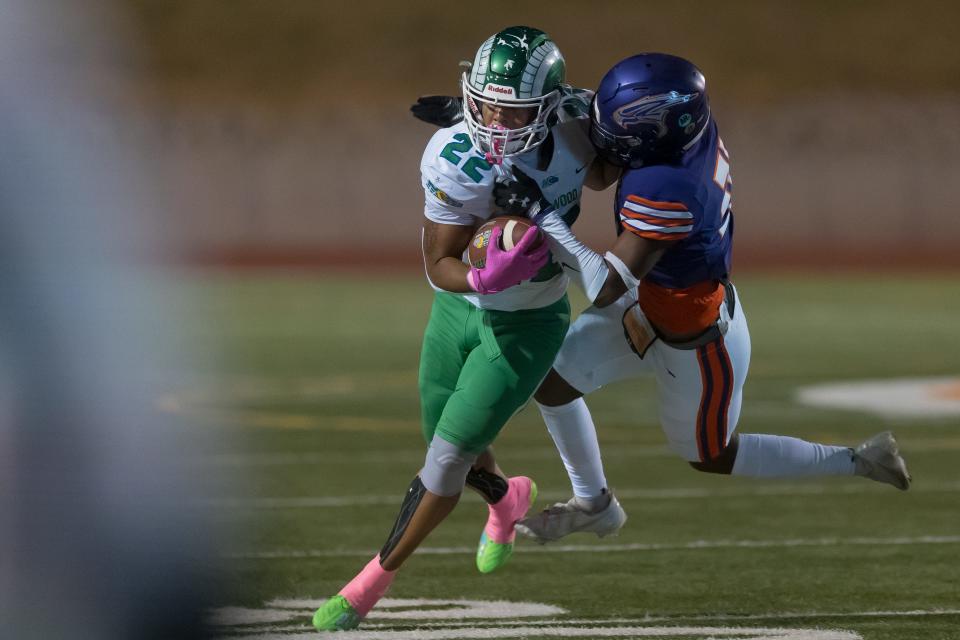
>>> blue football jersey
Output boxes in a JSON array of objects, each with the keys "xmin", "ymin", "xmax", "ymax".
[{"xmin": 614, "ymin": 119, "xmax": 733, "ymax": 289}]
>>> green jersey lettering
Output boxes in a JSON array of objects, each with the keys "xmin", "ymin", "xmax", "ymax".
[{"xmin": 440, "ymin": 133, "xmax": 494, "ymax": 184}]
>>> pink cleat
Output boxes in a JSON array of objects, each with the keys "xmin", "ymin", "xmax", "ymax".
[
  {"xmin": 475, "ymin": 476, "xmax": 537, "ymax": 574},
  {"xmin": 313, "ymin": 555, "xmax": 396, "ymax": 631}
]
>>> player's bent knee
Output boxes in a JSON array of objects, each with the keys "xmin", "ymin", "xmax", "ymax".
[
  {"xmin": 420, "ymin": 434, "xmax": 478, "ymax": 497},
  {"xmin": 381, "ymin": 436, "xmax": 474, "ymax": 561},
  {"xmin": 688, "ymin": 433, "xmax": 740, "ymax": 475},
  {"xmin": 534, "ymin": 368, "xmax": 583, "ymax": 406}
]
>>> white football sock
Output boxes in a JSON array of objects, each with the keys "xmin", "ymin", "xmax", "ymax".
[
  {"xmin": 732, "ymin": 433, "xmax": 855, "ymax": 477},
  {"xmin": 573, "ymin": 490, "xmax": 611, "ymax": 514},
  {"xmin": 537, "ymin": 398, "xmax": 607, "ymax": 499}
]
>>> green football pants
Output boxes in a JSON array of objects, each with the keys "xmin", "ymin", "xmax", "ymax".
[{"xmin": 418, "ymin": 291, "xmax": 571, "ymax": 454}]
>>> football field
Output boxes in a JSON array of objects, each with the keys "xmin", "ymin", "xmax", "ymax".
[{"xmin": 178, "ymin": 272, "xmax": 960, "ymax": 640}]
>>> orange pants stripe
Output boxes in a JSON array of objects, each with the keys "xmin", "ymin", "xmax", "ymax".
[{"xmin": 695, "ymin": 339, "xmax": 734, "ymax": 461}]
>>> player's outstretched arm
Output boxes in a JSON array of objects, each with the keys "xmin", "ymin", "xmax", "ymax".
[
  {"xmin": 535, "ymin": 205, "xmax": 669, "ymax": 307},
  {"xmin": 502, "ymin": 166, "xmax": 670, "ymax": 307},
  {"xmin": 598, "ymin": 232, "xmax": 671, "ymax": 306}
]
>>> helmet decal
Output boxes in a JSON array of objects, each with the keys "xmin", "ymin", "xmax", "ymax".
[
  {"xmin": 496, "ymin": 32, "xmax": 530, "ymax": 51},
  {"xmin": 612, "ymin": 91, "xmax": 699, "ymax": 136},
  {"xmin": 469, "ymin": 36, "xmax": 495, "ymax": 89},
  {"xmin": 461, "ymin": 26, "xmax": 566, "ymax": 162},
  {"xmin": 468, "ymin": 30, "xmax": 562, "ymax": 99},
  {"xmin": 590, "ymin": 54, "xmax": 711, "ymax": 168},
  {"xmin": 522, "ymin": 42, "xmax": 563, "ymax": 97}
]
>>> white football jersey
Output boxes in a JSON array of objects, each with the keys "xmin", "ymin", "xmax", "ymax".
[{"xmin": 420, "ymin": 93, "xmax": 596, "ymax": 311}]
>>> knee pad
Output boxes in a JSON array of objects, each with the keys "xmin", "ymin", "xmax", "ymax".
[{"xmin": 420, "ymin": 435, "xmax": 477, "ymax": 497}]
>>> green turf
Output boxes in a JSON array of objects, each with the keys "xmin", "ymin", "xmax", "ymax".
[{"xmin": 180, "ymin": 272, "xmax": 960, "ymax": 639}]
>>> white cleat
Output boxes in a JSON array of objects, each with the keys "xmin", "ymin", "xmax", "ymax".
[
  {"xmin": 515, "ymin": 491, "xmax": 627, "ymax": 544},
  {"xmin": 853, "ymin": 431, "xmax": 911, "ymax": 491}
]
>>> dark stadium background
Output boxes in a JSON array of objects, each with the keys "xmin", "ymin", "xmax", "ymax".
[
  {"xmin": 7, "ymin": 3, "xmax": 956, "ymax": 639},
  {"xmin": 102, "ymin": 0, "xmax": 960, "ymax": 269}
]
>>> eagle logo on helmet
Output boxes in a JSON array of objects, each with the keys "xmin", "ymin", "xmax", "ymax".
[
  {"xmin": 496, "ymin": 33, "xmax": 529, "ymax": 51},
  {"xmin": 612, "ymin": 91, "xmax": 699, "ymax": 137}
]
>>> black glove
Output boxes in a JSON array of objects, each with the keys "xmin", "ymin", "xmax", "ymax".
[
  {"xmin": 493, "ymin": 165, "xmax": 549, "ymax": 216},
  {"xmin": 410, "ymin": 95, "xmax": 463, "ymax": 128}
]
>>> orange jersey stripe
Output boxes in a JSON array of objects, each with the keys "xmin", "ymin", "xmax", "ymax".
[
  {"xmin": 620, "ymin": 221, "xmax": 690, "ymax": 242},
  {"xmin": 620, "ymin": 209, "xmax": 693, "ymax": 227},
  {"xmin": 626, "ymin": 194, "xmax": 689, "ymax": 212}
]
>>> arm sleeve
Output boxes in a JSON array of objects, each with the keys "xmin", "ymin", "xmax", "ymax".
[{"xmin": 534, "ymin": 207, "xmax": 609, "ymax": 303}]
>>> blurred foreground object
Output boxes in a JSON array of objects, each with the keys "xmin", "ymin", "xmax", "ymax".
[{"xmin": 0, "ymin": 1, "xmax": 219, "ymax": 638}]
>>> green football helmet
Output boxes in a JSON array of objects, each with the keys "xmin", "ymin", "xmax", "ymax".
[{"xmin": 461, "ymin": 26, "xmax": 566, "ymax": 164}]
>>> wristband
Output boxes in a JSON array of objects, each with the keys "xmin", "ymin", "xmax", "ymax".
[{"xmin": 604, "ymin": 251, "xmax": 641, "ymax": 291}]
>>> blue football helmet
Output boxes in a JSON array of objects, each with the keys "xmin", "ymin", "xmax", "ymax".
[{"xmin": 589, "ymin": 53, "xmax": 711, "ymax": 168}]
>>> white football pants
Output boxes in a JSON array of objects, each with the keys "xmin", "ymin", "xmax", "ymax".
[{"xmin": 553, "ymin": 284, "xmax": 749, "ymax": 462}]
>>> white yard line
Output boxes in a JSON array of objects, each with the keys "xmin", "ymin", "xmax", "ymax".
[
  {"xmin": 221, "ymin": 626, "xmax": 861, "ymax": 640},
  {"xmin": 223, "ymin": 534, "xmax": 960, "ymax": 559},
  {"xmin": 212, "ymin": 597, "xmax": 960, "ymax": 640},
  {"xmin": 221, "ymin": 609, "xmax": 960, "ymax": 633},
  {"xmin": 210, "ymin": 599, "xmax": 564, "ymax": 627},
  {"xmin": 222, "ymin": 625, "xmax": 860, "ymax": 639},
  {"xmin": 200, "ymin": 480, "xmax": 960, "ymax": 509},
  {"xmin": 359, "ymin": 608, "xmax": 960, "ymax": 628}
]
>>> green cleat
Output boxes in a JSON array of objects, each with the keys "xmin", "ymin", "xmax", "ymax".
[
  {"xmin": 475, "ymin": 477, "xmax": 537, "ymax": 574},
  {"xmin": 312, "ymin": 595, "xmax": 361, "ymax": 631},
  {"xmin": 476, "ymin": 529, "xmax": 513, "ymax": 574}
]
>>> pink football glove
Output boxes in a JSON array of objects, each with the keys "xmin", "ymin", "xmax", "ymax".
[{"xmin": 467, "ymin": 226, "xmax": 549, "ymax": 295}]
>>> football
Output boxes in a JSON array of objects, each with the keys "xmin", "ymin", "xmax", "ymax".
[{"xmin": 467, "ymin": 215, "xmax": 544, "ymax": 269}]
